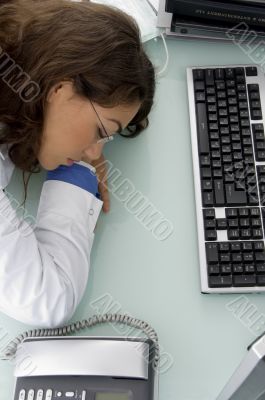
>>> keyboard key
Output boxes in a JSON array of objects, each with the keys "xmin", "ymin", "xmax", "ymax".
[
  {"xmin": 250, "ymin": 92, "xmax": 260, "ymax": 100},
  {"xmin": 203, "ymin": 209, "xmax": 215, "ymax": 219},
  {"xmin": 203, "ymin": 191, "xmax": 214, "ymax": 207},
  {"xmin": 236, "ymin": 75, "xmax": 246, "ymax": 84},
  {"xmin": 228, "ymin": 229, "xmax": 240, "ymax": 240},
  {"xmin": 196, "ymin": 103, "xmax": 209, "ymax": 154},
  {"xmin": 226, "ymin": 208, "xmax": 238, "ymax": 218},
  {"xmin": 244, "ymin": 264, "xmax": 255, "ymax": 273},
  {"xmin": 216, "ymin": 218, "xmax": 227, "ymax": 230},
  {"xmin": 240, "ymin": 229, "xmax": 251, "ymax": 239},
  {"xmin": 205, "ymin": 219, "xmax": 216, "ymax": 229},
  {"xmin": 232, "ymin": 253, "xmax": 242, "ymax": 263},
  {"xmin": 225, "ymin": 184, "xmax": 247, "ymax": 205},
  {"xmin": 238, "ymin": 208, "xmax": 249, "ymax": 217},
  {"xmin": 201, "ymin": 168, "xmax": 212, "ymax": 178},
  {"xmin": 234, "ymin": 275, "xmax": 256, "ymax": 286},
  {"xmin": 209, "ymin": 265, "xmax": 220, "ymax": 275},
  {"xmin": 248, "ymin": 84, "xmax": 259, "ymax": 92},
  {"xmin": 257, "ymin": 275, "xmax": 265, "ymax": 285},
  {"xmin": 253, "ymin": 228, "xmax": 263, "ymax": 239},
  {"xmin": 193, "ymin": 69, "xmax": 205, "ymax": 80},
  {"xmin": 257, "ymin": 263, "xmax": 265, "ymax": 273},
  {"xmin": 243, "ymin": 253, "xmax": 254, "ymax": 262},
  {"xmin": 250, "ymin": 208, "xmax": 260, "ymax": 217},
  {"xmin": 242, "ymin": 242, "xmax": 252, "ymax": 251},
  {"xmin": 228, "ymin": 219, "xmax": 238, "ymax": 228},
  {"xmin": 195, "ymin": 81, "xmax": 205, "ymax": 91},
  {"xmin": 251, "ymin": 218, "xmax": 261, "ymax": 227},
  {"xmin": 233, "ymin": 264, "xmax": 244, "ymax": 274},
  {"xmin": 252, "ymin": 109, "xmax": 263, "ymax": 120},
  {"xmin": 205, "ymin": 229, "xmax": 217, "ymax": 241},
  {"xmin": 239, "ymin": 218, "xmax": 250, "ymax": 227},
  {"xmin": 253, "ymin": 123, "xmax": 264, "ymax": 132},
  {"xmin": 202, "ymin": 180, "xmax": 213, "ymax": 191},
  {"xmin": 215, "ymin": 69, "xmax": 225, "ymax": 80},
  {"xmin": 219, "ymin": 242, "xmax": 230, "ymax": 252},
  {"xmin": 231, "ymin": 242, "xmax": 241, "ymax": 251},
  {"xmin": 225, "ymin": 68, "xmax": 234, "ymax": 78},
  {"xmin": 254, "ymin": 241, "xmax": 264, "ymax": 251},
  {"xmin": 246, "ymin": 66, "xmax": 257, "ymax": 76},
  {"xmin": 205, "ymin": 69, "xmax": 214, "ymax": 85},
  {"xmin": 235, "ymin": 67, "xmax": 245, "ymax": 75},
  {"xmin": 221, "ymin": 264, "xmax": 232, "ymax": 274},
  {"xmin": 208, "ymin": 104, "xmax": 217, "ymax": 112},
  {"xmin": 209, "ymin": 275, "xmax": 232, "ymax": 287},
  {"xmin": 220, "ymin": 253, "xmax": 230, "ymax": 263},
  {"xmin": 255, "ymin": 252, "xmax": 265, "ymax": 262},
  {"xmin": 227, "ymin": 80, "xmax": 235, "ymax": 88},
  {"xmin": 196, "ymin": 92, "xmax": 206, "ymax": 102},
  {"xmin": 206, "ymin": 243, "xmax": 219, "ymax": 263},
  {"xmin": 214, "ymin": 179, "xmax": 225, "ymax": 205}
]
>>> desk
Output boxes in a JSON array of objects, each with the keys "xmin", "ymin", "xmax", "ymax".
[{"xmin": 1, "ymin": 37, "xmax": 265, "ymax": 400}]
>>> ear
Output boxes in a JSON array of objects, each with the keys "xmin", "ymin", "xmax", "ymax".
[{"xmin": 46, "ymin": 81, "xmax": 74, "ymax": 103}]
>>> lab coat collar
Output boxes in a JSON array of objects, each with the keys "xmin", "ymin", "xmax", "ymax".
[{"xmin": 0, "ymin": 122, "xmax": 15, "ymax": 189}]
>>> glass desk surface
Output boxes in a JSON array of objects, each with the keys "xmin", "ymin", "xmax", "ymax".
[{"xmin": 1, "ymin": 37, "xmax": 265, "ymax": 400}]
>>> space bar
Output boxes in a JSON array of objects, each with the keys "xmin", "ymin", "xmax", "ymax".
[{"xmin": 196, "ymin": 102, "xmax": 209, "ymax": 154}]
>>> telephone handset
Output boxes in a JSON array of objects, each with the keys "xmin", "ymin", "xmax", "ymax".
[{"xmin": 1, "ymin": 313, "xmax": 159, "ymax": 400}]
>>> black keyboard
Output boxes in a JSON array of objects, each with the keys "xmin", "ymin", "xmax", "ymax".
[{"xmin": 187, "ymin": 65, "xmax": 265, "ymax": 293}]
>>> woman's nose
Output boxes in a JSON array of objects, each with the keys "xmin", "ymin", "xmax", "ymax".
[{"xmin": 83, "ymin": 142, "xmax": 104, "ymax": 161}]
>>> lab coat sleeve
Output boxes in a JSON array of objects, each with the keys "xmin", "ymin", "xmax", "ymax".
[{"xmin": 0, "ymin": 162, "xmax": 103, "ymax": 328}]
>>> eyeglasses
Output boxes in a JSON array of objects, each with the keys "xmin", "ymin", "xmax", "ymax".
[{"xmin": 89, "ymin": 99, "xmax": 114, "ymax": 145}]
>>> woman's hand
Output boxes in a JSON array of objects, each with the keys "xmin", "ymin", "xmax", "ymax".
[{"xmin": 82, "ymin": 153, "xmax": 110, "ymax": 213}]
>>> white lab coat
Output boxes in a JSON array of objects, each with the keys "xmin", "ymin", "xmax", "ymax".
[{"xmin": 0, "ymin": 128, "xmax": 103, "ymax": 328}]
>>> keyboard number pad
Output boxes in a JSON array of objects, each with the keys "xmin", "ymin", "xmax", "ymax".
[{"xmin": 206, "ymin": 241, "xmax": 265, "ymax": 287}]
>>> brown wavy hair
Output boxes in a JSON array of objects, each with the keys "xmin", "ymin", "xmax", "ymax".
[{"xmin": 0, "ymin": 0, "xmax": 155, "ymax": 200}]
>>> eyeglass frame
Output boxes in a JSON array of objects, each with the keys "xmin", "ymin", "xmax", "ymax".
[{"xmin": 89, "ymin": 99, "xmax": 115, "ymax": 145}]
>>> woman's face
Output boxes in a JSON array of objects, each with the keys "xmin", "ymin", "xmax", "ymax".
[{"xmin": 38, "ymin": 81, "xmax": 141, "ymax": 170}]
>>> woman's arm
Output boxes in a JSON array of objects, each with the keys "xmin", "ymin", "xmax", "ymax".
[{"xmin": 0, "ymin": 162, "xmax": 102, "ymax": 328}]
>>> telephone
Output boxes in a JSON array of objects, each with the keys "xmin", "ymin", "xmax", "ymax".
[{"xmin": 1, "ymin": 313, "xmax": 159, "ymax": 400}]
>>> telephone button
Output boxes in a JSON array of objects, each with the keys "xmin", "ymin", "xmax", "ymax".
[
  {"xmin": 65, "ymin": 392, "xmax": 75, "ymax": 397},
  {"xmin": 37, "ymin": 389, "xmax": 44, "ymax": 400},
  {"xmin": 45, "ymin": 389, "xmax": 52, "ymax": 400},
  {"xmin": 27, "ymin": 389, "xmax": 34, "ymax": 400},
  {"xmin": 19, "ymin": 390, "xmax": 26, "ymax": 400}
]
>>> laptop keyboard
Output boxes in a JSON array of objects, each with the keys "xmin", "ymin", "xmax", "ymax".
[{"xmin": 187, "ymin": 65, "xmax": 265, "ymax": 292}]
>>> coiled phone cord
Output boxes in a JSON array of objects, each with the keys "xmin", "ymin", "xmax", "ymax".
[
  {"xmin": 157, "ymin": 31, "xmax": 169, "ymax": 77},
  {"xmin": 0, "ymin": 313, "xmax": 160, "ymax": 368}
]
